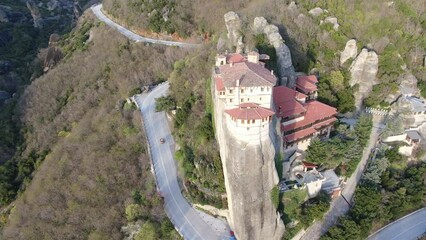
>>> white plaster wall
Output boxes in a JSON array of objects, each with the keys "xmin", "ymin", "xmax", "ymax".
[
  {"xmin": 306, "ymin": 179, "xmax": 324, "ymax": 198},
  {"xmin": 284, "ymin": 138, "xmax": 312, "ymax": 153},
  {"xmin": 384, "ymin": 134, "xmax": 407, "ymax": 143},
  {"xmin": 223, "ymin": 86, "xmax": 273, "ymax": 109},
  {"xmin": 225, "ymin": 117, "xmax": 270, "ymax": 144}
]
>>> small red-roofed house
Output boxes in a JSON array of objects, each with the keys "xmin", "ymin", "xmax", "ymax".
[{"xmin": 296, "ymin": 75, "xmax": 319, "ymax": 100}]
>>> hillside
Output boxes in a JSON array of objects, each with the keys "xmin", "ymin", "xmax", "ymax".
[
  {"xmin": 1, "ymin": 12, "xmax": 185, "ymax": 239},
  {"xmin": 0, "ymin": 0, "xmax": 424, "ymax": 239}
]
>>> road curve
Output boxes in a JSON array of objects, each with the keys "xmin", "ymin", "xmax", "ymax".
[
  {"xmin": 368, "ymin": 207, "xmax": 426, "ymax": 240},
  {"xmin": 301, "ymin": 115, "xmax": 383, "ymax": 239},
  {"xmin": 90, "ymin": 4, "xmax": 199, "ymax": 48},
  {"xmin": 135, "ymin": 83, "xmax": 225, "ymax": 240}
]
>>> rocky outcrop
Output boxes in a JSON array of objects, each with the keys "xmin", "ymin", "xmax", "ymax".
[
  {"xmin": 308, "ymin": 7, "xmax": 323, "ymax": 17},
  {"xmin": 253, "ymin": 17, "xmax": 296, "ymax": 87},
  {"xmin": 340, "ymin": 39, "xmax": 358, "ymax": 65},
  {"xmin": 323, "ymin": 16, "xmax": 339, "ymax": 30},
  {"xmin": 26, "ymin": 0, "xmax": 43, "ymax": 28},
  {"xmin": 349, "ymin": 48, "xmax": 379, "ymax": 110},
  {"xmin": 0, "ymin": 6, "xmax": 9, "ymax": 22},
  {"xmin": 213, "ymin": 89, "xmax": 285, "ymax": 240},
  {"xmin": 42, "ymin": 33, "xmax": 62, "ymax": 72},
  {"xmin": 224, "ymin": 11, "xmax": 244, "ymax": 53}
]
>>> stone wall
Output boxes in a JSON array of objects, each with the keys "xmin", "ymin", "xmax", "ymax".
[{"xmin": 213, "ymin": 80, "xmax": 285, "ymax": 240}]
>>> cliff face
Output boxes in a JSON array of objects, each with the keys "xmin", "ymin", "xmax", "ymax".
[{"xmin": 213, "ymin": 85, "xmax": 285, "ymax": 240}]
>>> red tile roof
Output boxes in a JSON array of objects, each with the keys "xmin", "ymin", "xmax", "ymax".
[
  {"xmin": 227, "ymin": 53, "xmax": 246, "ymax": 63},
  {"xmin": 217, "ymin": 61, "xmax": 277, "ymax": 88},
  {"xmin": 282, "ymin": 101, "xmax": 337, "ymax": 132},
  {"xmin": 297, "ymin": 75, "xmax": 318, "ymax": 83},
  {"xmin": 296, "ymin": 75, "xmax": 318, "ymax": 94},
  {"xmin": 273, "ymin": 86, "xmax": 307, "ymax": 103},
  {"xmin": 302, "ymin": 161, "xmax": 318, "ymax": 168},
  {"xmin": 284, "ymin": 127, "xmax": 316, "ymax": 142},
  {"xmin": 273, "ymin": 86, "xmax": 307, "ymax": 118},
  {"xmin": 225, "ymin": 103, "xmax": 275, "ymax": 120},
  {"xmin": 215, "ymin": 76, "xmax": 225, "ymax": 91}
]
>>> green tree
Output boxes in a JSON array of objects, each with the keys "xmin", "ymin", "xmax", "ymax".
[
  {"xmin": 134, "ymin": 221, "xmax": 159, "ymax": 240},
  {"xmin": 125, "ymin": 204, "xmax": 143, "ymax": 222}
]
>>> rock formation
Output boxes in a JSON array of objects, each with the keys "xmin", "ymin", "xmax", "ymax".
[
  {"xmin": 43, "ymin": 33, "xmax": 62, "ymax": 72},
  {"xmin": 340, "ymin": 39, "xmax": 358, "ymax": 65},
  {"xmin": 0, "ymin": 6, "xmax": 9, "ymax": 22},
  {"xmin": 323, "ymin": 16, "xmax": 339, "ymax": 30},
  {"xmin": 26, "ymin": 0, "xmax": 43, "ymax": 28},
  {"xmin": 253, "ymin": 17, "xmax": 296, "ymax": 88},
  {"xmin": 349, "ymin": 48, "xmax": 379, "ymax": 110},
  {"xmin": 308, "ymin": 7, "xmax": 323, "ymax": 17},
  {"xmin": 224, "ymin": 11, "xmax": 244, "ymax": 53},
  {"xmin": 213, "ymin": 89, "xmax": 285, "ymax": 240}
]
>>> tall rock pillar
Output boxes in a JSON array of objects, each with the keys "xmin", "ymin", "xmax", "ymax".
[{"xmin": 213, "ymin": 86, "xmax": 285, "ymax": 240}]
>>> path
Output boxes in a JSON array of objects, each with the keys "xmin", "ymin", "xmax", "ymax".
[
  {"xmin": 368, "ymin": 207, "xmax": 426, "ymax": 240},
  {"xmin": 134, "ymin": 83, "xmax": 229, "ymax": 240},
  {"xmin": 301, "ymin": 115, "xmax": 383, "ymax": 239},
  {"xmin": 90, "ymin": 4, "xmax": 199, "ymax": 48}
]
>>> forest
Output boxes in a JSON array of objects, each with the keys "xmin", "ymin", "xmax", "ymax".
[{"xmin": 1, "ymin": 13, "xmax": 185, "ymax": 239}]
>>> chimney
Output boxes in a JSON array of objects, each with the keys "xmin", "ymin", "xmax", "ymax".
[
  {"xmin": 236, "ymin": 79, "xmax": 240, "ymax": 87},
  {"xmin": 230, "ymin": 62, "xmax": 233, "ymax": 67},
  {"xmin": 247, "ymin": 51, "xmax": 259, "ymax": 64},
  {"xmin": 271, "ymin": 70, "xmax": 274, "ymax": 75}
]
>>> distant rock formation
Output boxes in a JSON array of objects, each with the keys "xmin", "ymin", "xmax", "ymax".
[
  {"xmin": 26, "ymin": 0, "xmax": 43, "ymax": 28},
  {"xmin": 253, "ymin": 17, "xmax": 296, "ymax": 88},
  {"xmin": 340, "ymin": 39, "xmax": 358, "ymax": 65},
  {"xmin": 224, "ymin": 11, "xmax": 244, "ymax": 53},
  {"xmin": 349, "ymin": 48, "xmax": 379, "ymax": 110},
  {"xmin": 43, "ymin": 33, "xmax": 62, "ymax": 72}
]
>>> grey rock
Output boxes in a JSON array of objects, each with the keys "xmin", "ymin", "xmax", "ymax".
[
  {"xmin": 216, "ymin": 35, "xmax": 226, "ymax": 51},
  {"xmin": 287, "ymin": 1, "xmax": 298, "ymax": 17},
  {"xmin": 340, "ymin": 39, "xmax": 358, "ymax": 65},
  {"xmin": 253, "ymin": 17, "xmax": 296, "ymax": 87},
  {"xmin": 0, "ymin": 8, "xmax": 8, "ymax": 23},
  {"xmin": 324, "ymin": 16, "xmax": 339, "ymax": 30},
  {"xmin": 213, "ymin": 97, "xmax": 285, "ymax": 240},
  {"xmin": 349, "ymin": 48, "xmax": 379, "ymax": 110},
  {"xmin": 224, "ymin": 11, "xmax": 243, "ymax": 53},
  {"xmin": 26, "ymin": 0, "xmax": 43, "ymax": 28},
  {"xmin": 308, "ymin": 7, "xmax": 324, "ymax": 17},
  {"xmin": 47, "ymin": 0, "xmax": 58, "ymax": 11},
  {"xmin": 253, "ymin": 16, "xmax": 268, "ymax": 34}
]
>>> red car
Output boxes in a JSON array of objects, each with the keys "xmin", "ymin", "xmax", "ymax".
[{"xmin": 160, "ymin": 138, "xmax": 165, "ymax": 144}]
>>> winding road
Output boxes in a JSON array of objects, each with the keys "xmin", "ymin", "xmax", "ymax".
[
  {"xmin": 90, "ymin": 4, "xmax": 199, "ymax": 48},
  {"xmin": 368, "ymin": 207, "xmax": 426, "ymax": 240},
  {"xmin": 301, "ymin": 115, "xmax": 384, "ymax": 240},
  {"xmin": 134, "ymin": 83, "xmax": 227, "ymax": 240}
]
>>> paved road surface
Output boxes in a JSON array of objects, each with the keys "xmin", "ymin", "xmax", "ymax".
[
  {"xmin": 135, "ymin": 83, "xmax": 227, "ymax": 240},
  {"xmin": 368, "ymin": 208, "xmax": 426, "ymax": 240},
  {"xmin": 301, "ymin": 115, "xmax": 383, "ymax": 239},
  {"xmin": 91, "ymin": 4, "xmax": 199, "ymax": 48}
]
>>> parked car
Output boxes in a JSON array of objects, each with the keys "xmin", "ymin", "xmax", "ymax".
[{"xmin": 160, "ymin": 138, "xmax": 165, "ymax": 144}]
